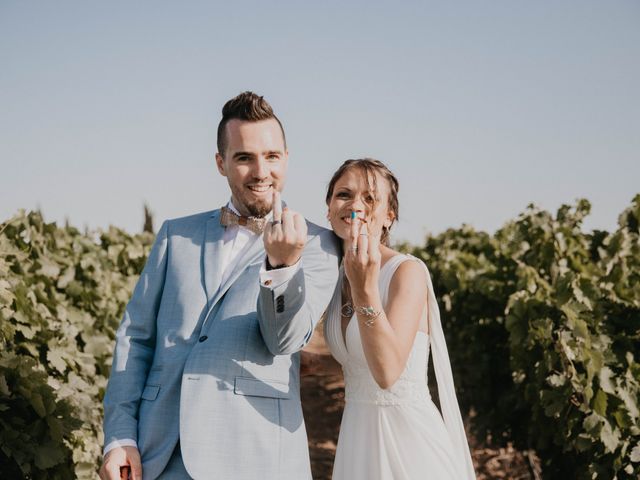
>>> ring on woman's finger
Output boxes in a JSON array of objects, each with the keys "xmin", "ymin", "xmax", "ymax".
[
  {"xmin": 350, "ymin": 246, "xmax": 358, "ymax": 253},
  {"xmin": 271, "ymin": 220, "xmax": 282, "ymax": 226},
  {"xmin": 359, "ymin": 232, "xmax": 368, "ymax": 236}
]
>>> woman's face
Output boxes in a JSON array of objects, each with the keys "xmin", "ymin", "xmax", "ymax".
[{"xmin": 327, "ymin": 167, "xmax": 393, "ymax": 242}]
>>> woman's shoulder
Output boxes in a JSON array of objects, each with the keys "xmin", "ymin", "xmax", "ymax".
[{"xmin": 382, "ymin": 250, "xmax": 428, "ymax": 289}]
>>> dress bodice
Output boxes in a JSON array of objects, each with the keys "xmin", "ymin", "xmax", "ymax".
[
  {"xmin": 326, "ymin": 254, "xmax": 431, "ymax": 405},
  {"xmin": 343, "ymin": 327, "xmax": 431, "ymax": 406}
]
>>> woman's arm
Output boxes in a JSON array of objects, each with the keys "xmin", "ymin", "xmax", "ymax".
[{"xmin": 351, "ymin": 259, "xmax": 427, "ymax": 389}]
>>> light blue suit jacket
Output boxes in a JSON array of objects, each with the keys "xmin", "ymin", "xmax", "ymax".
[{"xmin": 103, "ymin": 208, "xmax": 340, "ymax": 479}]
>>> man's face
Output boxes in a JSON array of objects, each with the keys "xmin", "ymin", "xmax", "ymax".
[{"xmin": 215, "ymin": 118, "xmax": 288, "ymax": 217}]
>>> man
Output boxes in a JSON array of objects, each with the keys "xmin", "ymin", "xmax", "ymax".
[{"xmin": 100, "ymin": 92, "xmax": 340, "ymax": 479}]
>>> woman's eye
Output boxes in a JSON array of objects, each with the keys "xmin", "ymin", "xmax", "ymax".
[{"xmin": 336, "ymin": 192, "xmax": 349, "ymax": 198}]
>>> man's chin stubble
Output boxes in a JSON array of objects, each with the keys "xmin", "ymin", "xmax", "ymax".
[{"xmin": 246, "ymin": 201, "xmax": 272, "ymax": 218}]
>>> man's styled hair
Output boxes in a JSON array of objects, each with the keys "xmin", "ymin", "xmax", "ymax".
[{"xmin": 216, "ymin": 91, "xmax": 286, "ymax": 155}]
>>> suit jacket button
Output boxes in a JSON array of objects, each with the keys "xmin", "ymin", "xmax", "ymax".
[{"xmin": 198, "ymin": 335, "xmax": 208, "ymax": 342}]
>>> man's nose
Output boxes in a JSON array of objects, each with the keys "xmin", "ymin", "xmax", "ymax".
[{"xmin": 252, "ymin": 158, "xmax": 269, "ymax": 179}]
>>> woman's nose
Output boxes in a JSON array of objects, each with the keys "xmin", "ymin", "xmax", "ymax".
[
  {"xmin": 348, "ymin": 202, "xmax": 366, "ymax": 218},
  {"xmin": 350, "ymin": 196, "xmax": 366, "ymax": 210}
]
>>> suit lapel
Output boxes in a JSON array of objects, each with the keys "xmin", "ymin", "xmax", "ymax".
[
  {"xmin": 203, "ymin": 211, "xmax": 225, "ymax": 304},
  {"xmin": 211, "ymin": 232, "xmax": 265, "ymax": 307}
]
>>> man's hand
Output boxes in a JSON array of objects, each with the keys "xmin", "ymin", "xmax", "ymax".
[
  {"xmin": 99, "ymin": 446, "xmax": 142, "ymax": 480},
  {"xmin": 264, "ymin": 190, "xmax": 307, "ymax": 268}
]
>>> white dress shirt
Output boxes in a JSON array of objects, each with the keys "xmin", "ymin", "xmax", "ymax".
[{"xmin": 103, "ymin": 200, "xmax": 300, "ymax": 457}]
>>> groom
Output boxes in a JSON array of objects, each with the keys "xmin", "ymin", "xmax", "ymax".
[{"xmin": 100, "ymin": 92, "xmax": 340, "ymax": 479}]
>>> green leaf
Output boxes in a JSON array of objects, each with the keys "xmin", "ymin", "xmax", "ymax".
[
  {"xmin": 547, "ymin": 373, "xmax": 566, "ymax": 387},
  {"xmin": 593, "ymin": 389, "xmax": 608, "ymax": 416},
  {"xmin": 46, "ymin": 348, "xmax": 67, "ymax": 375},
  {"xmin": 600, "ymin": 421, "xmax": 621, "ymax": 454},
  {"xmin": 29, "ymin": 392, "xmax": 47, "ymax": 418},
  {"xmin": 583, "ymin": 412, "xmax": 602, "ymax": 433},
  {"xmin": 0, "ymin": 374, "xmax": 10, "ymax": 396},
  {"xmin": 36, "ymin": 259, "xmax": 61, "ymax": 278},
  {"xmin": 597, "ymin": 365, "xmax": 613, "ymax": 394},
  {"xmin": 34, "ymin": 441, "xmax": 65, "ymax": 469},
  {"xmin": 630, "ymin": 443, "xmax": 640, "ymax": 463}
]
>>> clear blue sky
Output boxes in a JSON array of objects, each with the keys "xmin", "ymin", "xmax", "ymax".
[{"xmin": 1, "ymin": 1, "xmax": 638, "ymax": 244}]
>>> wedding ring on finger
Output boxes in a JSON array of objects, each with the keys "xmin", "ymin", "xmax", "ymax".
[
  {"xmin": 350, "ymin": 246, "xmax": 358, "ymax": 254},
  {"xmin": 271, "ymin": 220, "xmax": 282, "ymax": 226}
]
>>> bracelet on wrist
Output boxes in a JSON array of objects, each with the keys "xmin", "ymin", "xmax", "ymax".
[{"xmin": 340, "ymin": 302, "xmax": 382, "ymax": 327}]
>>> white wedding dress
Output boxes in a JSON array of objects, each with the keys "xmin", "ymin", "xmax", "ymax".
[{"xmin": 324, "ymin": 254, "xmax": 476, "ymax": 480}]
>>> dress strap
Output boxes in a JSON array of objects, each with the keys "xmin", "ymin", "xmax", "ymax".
[
  {"xmin": 379, "ymin": 254, "xmax": 411, "ymax": 306},
  {"xmin": 407, "ymin": 254, "xmax": 477, "ymax": 479}
]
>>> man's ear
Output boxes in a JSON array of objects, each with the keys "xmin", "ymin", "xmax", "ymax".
[{"xmin": 215, "ymin": 153, "xmax": 226, "ymax": 176}]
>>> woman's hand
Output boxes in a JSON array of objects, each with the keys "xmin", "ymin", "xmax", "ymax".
[{"xmin": 343, "ymin": 215, "xmax": 382, "ymax": 297}]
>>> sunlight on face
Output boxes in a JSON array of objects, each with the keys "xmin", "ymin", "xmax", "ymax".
[
  {"xmin": 215, "ymin": 118, "xmax": 288, "ymax": 217},
  {"xmin": 327, "ymin": 167, "xmax": 393, "ymax": 242}
]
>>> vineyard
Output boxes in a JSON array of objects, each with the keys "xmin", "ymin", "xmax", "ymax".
[{"xmin": 1, "ymin": 196, "xmax": 639, "ymax": 479}]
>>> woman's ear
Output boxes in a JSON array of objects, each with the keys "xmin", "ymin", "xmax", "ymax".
[{"xmin": 384, "ymin": 210, "xmax": 395, "ymax": 228}]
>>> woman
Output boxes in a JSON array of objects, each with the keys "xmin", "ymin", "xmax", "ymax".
[{"xmin": 304, "ymin": 158, "xmax": 476, "ymax": 479}]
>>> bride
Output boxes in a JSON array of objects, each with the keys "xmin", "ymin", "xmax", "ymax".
[{"xmin": 303, "ymin": 158, "xmax": 476, "ymax": 479}]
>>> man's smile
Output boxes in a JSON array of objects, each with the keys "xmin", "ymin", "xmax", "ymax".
[{"xmin": 246, "ymin": 183, "xmax": 273, "ymax": 195}]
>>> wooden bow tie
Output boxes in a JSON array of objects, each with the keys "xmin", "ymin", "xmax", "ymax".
[{"xmin": 219, "ymin": 206, "xmax": 267, "ymax": 234}]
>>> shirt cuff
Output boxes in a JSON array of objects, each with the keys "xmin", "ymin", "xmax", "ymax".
[
  {"xmin": 260, "ymin": 259, "xmax": 300, "ymax": 288},
  {"xmin": 104, "ymin": 439, "xmax": 137, "ymax": 457}
]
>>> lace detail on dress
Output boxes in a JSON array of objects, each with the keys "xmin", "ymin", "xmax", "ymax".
[
  {"xmin": 343, "ymin": 331, "xmax": 431, "ymax": 405},
  {"xmin": 344, "ymin": 372, "xmax": 431, "ymax": 405}
]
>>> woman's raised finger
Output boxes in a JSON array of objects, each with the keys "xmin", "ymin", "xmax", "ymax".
[
  {"xmin": 349, "ymin": 212, "xmax": 360, "ymax": 256},
  {"xmin": 357, "ymin": 221, "xmax": 369, "ymax": 262}
]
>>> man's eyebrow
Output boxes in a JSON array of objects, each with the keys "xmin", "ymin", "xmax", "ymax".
[
  {"xmin": 264, "ymin": 150, "xmax": 283, "ymax": 156},
  {"xmin": 232, "ymin": 151, "xmax": 256, "ymax": 159}
]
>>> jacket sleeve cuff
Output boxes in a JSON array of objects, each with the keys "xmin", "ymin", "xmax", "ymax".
[
  {"xmin": 103, "ymin": 438, "xmax": 138, "ymax": 458},
  {"xmin": 259, "ymin": 259, "xmax": 300, "ymax": 289}
]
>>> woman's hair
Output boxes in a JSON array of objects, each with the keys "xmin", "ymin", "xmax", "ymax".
[{"xmin": 326, "ymin": 158, "xmax": 399, "ymax": 246}]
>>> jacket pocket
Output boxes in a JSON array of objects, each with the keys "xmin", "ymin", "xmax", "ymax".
[
  {"xmin": 141, "ymin": 384, "xmax": 160, "ymax": 401},
  {"xmin": 233, "ymin": 377, "xmax": 290, "ymax": 399}
]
